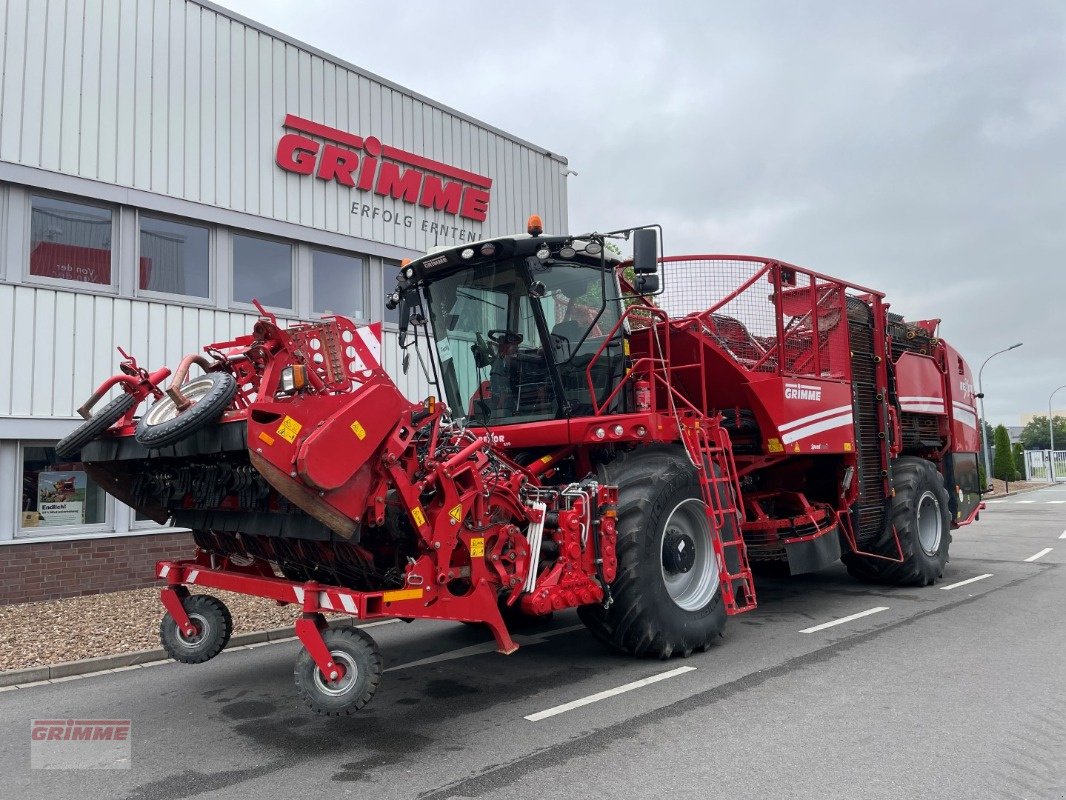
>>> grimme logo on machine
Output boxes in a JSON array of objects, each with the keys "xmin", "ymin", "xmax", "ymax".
[
  {"xmin": 275, "ymin": 114, "xmax": 492, "ymax": 222},
  {"xmin": 785, "ymin": 382, "xmax": 823, "ymax": 401}
]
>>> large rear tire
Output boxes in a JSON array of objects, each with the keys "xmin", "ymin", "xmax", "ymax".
[
  {"xmin": 842, "ymin": 456, "xmax": 951, "ymax": 586},
  {"xmin": 579, "ymin": 446, "xmax": 735, "ymax": 658}
]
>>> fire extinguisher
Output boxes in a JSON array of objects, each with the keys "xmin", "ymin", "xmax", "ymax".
[{"xmin": 635, "ymin": 379, "xmax": 652, "ymax": 412}]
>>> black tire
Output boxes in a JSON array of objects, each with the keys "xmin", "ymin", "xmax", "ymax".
[
  {"xmin": 294, "ymin": 627, "xmax": 382, "ymax": 716},
  {"xmin": 578, "ymin": 445, "xmax": 738, "ymax": 658},
  {"xmin": 55, "ymin": 393, "xmax": 137, "ymax": 460},
  {"xmin": 135, "ymin": 372, "xmax": 237, "ymax": 449},
  {"xmin": 842, "ymin": 456, "xmax": 951, "ymax": 586},
  {"xmin": 160, "ymin": 593, "xmax": 233, "ymax": 664}
]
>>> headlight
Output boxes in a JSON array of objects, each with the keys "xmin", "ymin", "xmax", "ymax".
[{"xmin": 280, "ymin": 365, "xmax": 307, "ymax": 393}]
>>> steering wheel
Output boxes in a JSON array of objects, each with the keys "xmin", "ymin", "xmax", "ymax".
[{"xmin": 488, "ymin": 329, "xmax": 524, "ymax": 346}]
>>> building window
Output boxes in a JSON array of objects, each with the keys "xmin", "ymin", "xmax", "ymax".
[
  {"xmin": 19, "ymin": 445, "xmax": 107, "ymax": 532},
  {"xmin": 382, "ymin": 261, "xmax": 402, "ymax": 326},
  {"xmin": 232, "ymin": 233, "xmax": 292, "ymax": 309},
  {"xmin": 312, "ymin": 249, "xmax": 365, "ymax": 319},
  {"xmin": 139, "ymin": 215, "xmax": 211, "ymax": 298},
  {"xmin": 29, "ymin": 195, "xmax": 114, "ymax": 285}
]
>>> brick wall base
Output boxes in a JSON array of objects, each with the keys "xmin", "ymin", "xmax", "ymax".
[{"xmin": 0, "ymin": 532, "xmax": 195, "ymax": 605}]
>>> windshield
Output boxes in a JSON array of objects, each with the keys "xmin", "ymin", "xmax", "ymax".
[{"xmin": 424, "ymin": 257, "xmax": 622, "ymax": 425}]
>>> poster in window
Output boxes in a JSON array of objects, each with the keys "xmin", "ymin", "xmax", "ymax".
[{"xmin": 36, "ymin": 471, "xmax": 87, "ymax": 527}]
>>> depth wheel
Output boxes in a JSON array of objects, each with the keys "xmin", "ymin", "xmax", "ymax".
[
  {"xmin": 160, "ymin": 593, "xmax": 233, "ymax": 664},
  {"xmin": 55, "ymin": 393, "xmax": 137, "ymax": 460},
  {"xmin": 135, "ymin": 372, "xmax": 237, "ymax": 449},
  {"xmin": 294, "ymin": 628, "xmax": 382, "ymax": 716}
]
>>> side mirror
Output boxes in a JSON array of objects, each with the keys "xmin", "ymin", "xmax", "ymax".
[{"xmin": 632, "ymin": 228, "xmax": 658, "ymax": 274}]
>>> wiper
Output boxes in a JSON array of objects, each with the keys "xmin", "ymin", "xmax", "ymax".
[{"xmin": 455, "ymin": 289, "xmax": 506, "ymax": 312}]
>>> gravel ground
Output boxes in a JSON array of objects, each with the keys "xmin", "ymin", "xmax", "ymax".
[{"xmin": 0, "ymin": 587, "xmax": 344, "ymax": 672}]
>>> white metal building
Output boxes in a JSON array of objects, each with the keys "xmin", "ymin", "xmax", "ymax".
[{"xmin": 0, "ymin": 0, "xmax": 568, "ymax": 548}]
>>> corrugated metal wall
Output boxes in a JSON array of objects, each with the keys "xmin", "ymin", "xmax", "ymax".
[
  {"xmin": 0, "ymin": 283, "xmax": 433, "ymax": 418},
  {"xmin": 0, "ymin": 0, "xmax": 568, "ymax": 250}
]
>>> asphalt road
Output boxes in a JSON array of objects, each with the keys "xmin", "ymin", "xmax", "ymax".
[{"xmin": 3, "ymin": 485, "xmax": 1064, "ymax": 800}]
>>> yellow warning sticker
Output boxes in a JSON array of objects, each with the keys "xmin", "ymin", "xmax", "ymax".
[
  {"xmin": 469, "ymin": 537, "xmax": 485, "ymax": 558},
  {"xmin": 793, "ymin": 443, "xmax": 802, "ymax": 453},
  {"xmin": 382, "ymin": 588, "xmax": 424, "ymax": 603},
  {"xmin": 410, "ymin": 505, "xmax": 426, "ymax": 527},
  {"xmin": 350, "ymin": 420, "xmax": 367, "ymax": 440},
  {"xmin": 257, "ymin": 431, "xmax": 275, "ymax": 446},
  {"xmin": 843, "ymin": 441, "xmax": 853, "ymax": 452},
  {"xmin": 766, "ymin": 437, "xmax": 783, "ymax": 453},
  {"xmin": 448, "ymin": 503, "xmax": 463, "ymax": 523},
  {"xmin": 276, "ymin": 416, "xmax": 302, "ymax": 443},
  {"xmin": 539, "ymin": 454, "xmax": 553, "ymax": 464}
]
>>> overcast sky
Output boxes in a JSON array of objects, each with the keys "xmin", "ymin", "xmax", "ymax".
[{"xmin": 220, "ymin": 0, "xmax": 1064, "ymax": 427}]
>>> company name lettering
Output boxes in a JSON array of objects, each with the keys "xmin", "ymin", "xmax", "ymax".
[
  {"xmin": 785, "ymin": 382, "xmax": 822, "ymax": 401},
  {"xmin": 275, "ymin": 115, "xmax": 492, "ymax": 223},
  {"xmin": 31, "ymin": 721, "xmax": 131, "ymax": 741}
]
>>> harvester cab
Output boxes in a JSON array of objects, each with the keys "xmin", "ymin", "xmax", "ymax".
[{"xmin": 390, "ymin": 220, "xmax": 662, "ymax": 428}]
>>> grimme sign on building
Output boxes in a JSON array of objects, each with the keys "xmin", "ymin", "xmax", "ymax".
[{"xmin": 276, "ymin": 114, "xmax": 494, "ymax": 241}]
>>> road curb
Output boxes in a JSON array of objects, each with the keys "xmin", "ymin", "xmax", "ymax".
[
  {"xmin": 986, "ymin": 483, "xmax": 1059, "ymax": 499},
  {"xmin": 0, "ymin": 618, "xmax": 356, "ymax": 689}
]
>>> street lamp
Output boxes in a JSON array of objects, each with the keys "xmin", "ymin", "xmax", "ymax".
[
  {"xmin": 1050, "ymin": 384, "xmax": 1066, "ymax": 480},
  {"xmin": 977, "ymin": 342, "xmax": 1023, "ymax": 489}
]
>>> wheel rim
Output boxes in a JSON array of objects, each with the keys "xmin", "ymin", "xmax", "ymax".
[
  {"xmin": 313, "ymin": 651, "xmax": 358, "ymax": 697},
  {"xmin": 660, "ymin": 498, "xmax": 720, "ymax": 611},
  {"xmin": 916, "ymin": 490, "xmax": 943, "ymax": 556},
  {"xmin": 175, "ymin": 612, "xmax": 210, "ymax": 650},
  {"xmin": 143, "ymin": 376, "xmax": 217, "ymax": 427}
]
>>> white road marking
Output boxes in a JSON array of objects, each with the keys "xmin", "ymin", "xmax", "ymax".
[
  {"xmin": 1059, "ymin": 530, "xmax": 1066, "ymax": 539},
  {"xmin": 1047, "ymin": 500, "xmax": 1065, "ymax": 504},
  {"xmin": 799, "ymin": 606, "xmax": 889, "ymax": 634},
  {"xmin": 1024, "ymin": 548, "xmax": 1053, "ymax": 562},
  {"xmin": 385, "ymin": 624, "xmax": 584, "ymax": 673},
  {"xmin": 524, "ymin": 666, "xmax": 697, "ymax": 722},
  {"xmin": 1016, "ymin": 500, "xmax": 1035, "ymax": 504},
  {"xmin": 940, "ymin": 574, "xmax": 993, "ymax": 591},
  {"xmin": 987, "ymin": 500, "xmax": 1005, "ymax": 504}
]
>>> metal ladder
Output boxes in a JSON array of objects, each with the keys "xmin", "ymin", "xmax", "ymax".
[{"xmin": 682, "ymin": 422, "xmax": 757, "ymax": 614}]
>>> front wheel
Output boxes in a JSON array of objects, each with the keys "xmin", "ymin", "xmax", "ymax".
[
  {"xmin": 842, "ymin": 456, "xmax": 951, "ymax": 586},
  {"xmin": 293, "ymin": 628, "xmax": 382, "ymax": 716},
  {"xmin": 579, "ymin": 446, "xmax": 735, "ymax": 658},
  {"xmin": 160, "ymin": 593, "xmax": 233, "ymax": 664}
]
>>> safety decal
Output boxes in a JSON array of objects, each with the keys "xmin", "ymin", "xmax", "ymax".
[
  {"xmin": 351, "ymin": 420, "xmax": 367, "ymax": 440},
  {"xmin": 843, "ymin": 442, "xmax": 853, "ymax": 451},
  {"xmin": 276, "ymin": 416, "xmax": 302, "ymax": 443},
  {"xmin": 448, "ymin": 503, "xmax": 463, "ymax": 523},
  {"xmin": 766, "ymin": 438, "xmax": 783, "ymax": 453},
  {"xmin": 410, "ymin": 506, "xmax": 427, "ymax": 527},
  {"xmin": 469, "ymin": 537, "xmax": 485, "ymax": 558}
]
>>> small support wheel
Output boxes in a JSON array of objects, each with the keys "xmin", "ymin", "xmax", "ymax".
[
  {"xmin": 294, "ymin": 627, "xmax": 382, "ymax": 716},
  {"xmin": 160, "ymin": 593, "xmax": 232, "ymax": 664}
]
